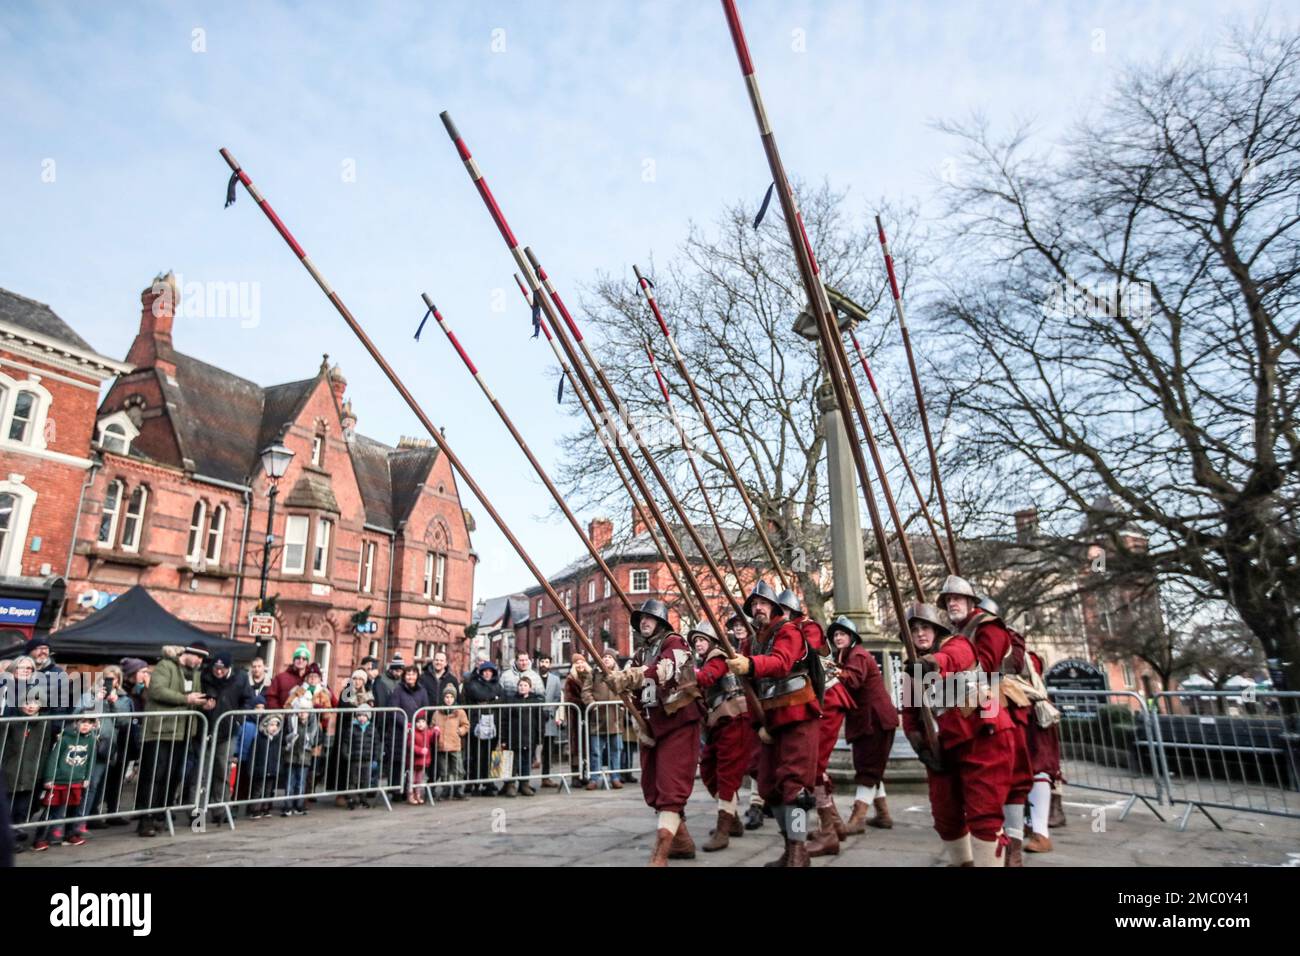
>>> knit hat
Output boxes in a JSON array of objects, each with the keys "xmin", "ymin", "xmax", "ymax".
[
  {"xmin": 212, "ymin": 651, "xmax": 233, "ymax": 669},
  {"xmin": 120, "ymin": 657, "xmax": 148, "ymax": 681},
  {"xmin": 359, "ymin": 656, "xmax": 379, "ymax": 668},
  {"xmin": 24, "ymin": 636, "xmax": 51, "ymax": 655},
  {"xmin": 292, "ymin": 644, "xmax": 312, "ymax": 661},
  {"xmin": 351, "ymin": 668, "xmax": 369, "ymax": 682},
  {"xmin": 442, "ymin": 685, "xmax": 457, "ymax": 700},
  {"xmin": 184, "ymin": 641, "xmax": 210, "ymax": 659},
  {"xmin": 306, "ymin": 662, "xmax": 322, "ymax": 677},
  {"xmin": 388, "ymin": 654, "xmax": 405, "ymax": 670}
]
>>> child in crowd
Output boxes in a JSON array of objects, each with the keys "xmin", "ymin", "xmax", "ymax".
[
  {"xmin": 2, "ymin": 684, "xmax": 51, "ymax": 851},
  {"xmin": 247, "ymin": 713, "xmax": 284, "ymax": 819},
  {"xmin": 31, "ymin": 715, "xmax": 99, "ymax": 850},
  {"xmin": 345, "ymin": 704, "xmax": 376, "ymax": 809},
  {"xmin": 283, "ymin": 687, "xmax": 319, "ymax": 817},
  {"xmin": 409, "ymin": 716, "xmax": 438, "ymax": 805},
  {"xmin": 432, "ymin": 686, "xmax": 470, "ymax": 800}
]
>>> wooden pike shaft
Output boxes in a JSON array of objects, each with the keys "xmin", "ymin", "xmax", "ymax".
[
  {"xmin": 632, "ymin": 264, "xmax": 791, "ymax": 590},
  {"xmin": 642, "ymin": 333, "xmax": 746, "ymax": 591},
  {"xmin": 218, "ymin": 146, "xmax": 654, "ymax": 742},
  {"xmin": 847, "ymin": 328, "xmax": 953, "ymax": 575},
  {"xmin": 512, "ymin": 275, "xmax": 700, "ymax": 619},
  {"xmin": 875, "ymin": 214, "xmax": 961, "ymax": 575}
]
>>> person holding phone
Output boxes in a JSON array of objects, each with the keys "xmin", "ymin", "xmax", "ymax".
[{"xmin": 74, "ymin": 664, "xmax": 133, "ymax": 832}]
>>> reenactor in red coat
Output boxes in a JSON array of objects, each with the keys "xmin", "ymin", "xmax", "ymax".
[
  {"xmin": 828, "ymin": 615, "xmax": 899, "ymax": 833},
  {"xmin": 1024, "ymin": 649, "xmax": 1064, "ymax": 852},
  {"xmin": 692, "ymin": 621, "xmax": 757, "ymax": 853},
  {"xmin": 726, "ymin": 581, "xmax": 822, "ymax": 868},
  {"xmin": 604, "ymin": 599, "xmax": 705, "ymax": 866},
  {"xmin": 728, "ymin": 611, "xmax": 768, "ymax": 832},
  {"xmin": 902, "ymin": 598, "xmax": 1016, "ymax": 867}
]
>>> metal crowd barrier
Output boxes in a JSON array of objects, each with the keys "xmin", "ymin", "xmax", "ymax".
[
  {"xmin": 1048, "ymin": 689, "xmax": 1167, "ymax": 822},
  {"xmin": 1, "ymin": 709, "xmax": 210, "ymax": 840},
  {"xmin": 202, "ymin": 706, "xmax": 407, "ymax": 828},
  {"xmin": 406, "ymin": 701, "xmax": 584, "ymax": 803},
  {"xmin": 1152, "ymin": 689, "xmax": 1299, "ymax": 831},
  {"xmin": 582, "ymin": 700, "xmax": 641, "ymax": 790}
]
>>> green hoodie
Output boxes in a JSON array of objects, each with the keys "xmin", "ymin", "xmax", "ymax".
[{"xmin": 43, "ymin": 725, "xmax": 99, "ymax": 786}]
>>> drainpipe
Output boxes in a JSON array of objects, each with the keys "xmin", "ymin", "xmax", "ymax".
[
  {"xmin": 228, "ymin": 485, "xmax": 253, "ymax": 639},
  {"xmin": 56, "ymin": 458, "xmax": 99, "ymax": 629},
  {"xmin": 381, "ymin": 524, "xmax": 399, "ymax": 663}
]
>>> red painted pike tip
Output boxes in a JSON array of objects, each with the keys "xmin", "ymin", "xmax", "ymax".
[{"xmin": 721, "ymin": 0, "xmax": 754, "ymax": 76}]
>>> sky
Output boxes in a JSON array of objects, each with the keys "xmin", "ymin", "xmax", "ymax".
[{"xmin": 2, "ymin": 0, "xmax": 1294, "ymax": 606}]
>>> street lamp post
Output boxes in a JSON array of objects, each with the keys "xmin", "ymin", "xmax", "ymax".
[{"xmin": 257, "ymin": 442, "xmax": 295, "ymax": 609}]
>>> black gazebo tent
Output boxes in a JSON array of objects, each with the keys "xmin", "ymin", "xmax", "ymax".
[{"xmin": 49, "ymin": 586, "xmax": 256, "ymax": 664}]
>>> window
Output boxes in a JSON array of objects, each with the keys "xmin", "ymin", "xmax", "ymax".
[
  {"xmin": 283, "ymin": 515, "xmax": 309, "ymax": 573},
  {"xmin": 311, "ymin": 434, "xmax": 324, "ymax": 467},
  {"xmin": 552, "ymin": 626, "xmax": 571, "ymax": 665},
  {"xmin": 604, "ymin": 577, "xmax": 611, "ymax": 599},
  {"xmin": 312, "ymin": 517, "xmax": 332, "ymax": 576},
  {"xmin": 423, "ymin": 552, "xmax": 434, "ymax": 599},
  {"xmin": 8, "ymin": 391, "xmax": 35, "ymax": 444},
  {"xmin": 1120, "ymin": 660, "xmax": 1135, "ymax": 688},
  {"xmin": 102, "ymin": 423, "xmax": 129, "ymax": 455},
  {"xmin": 602, "ymin": 618, "xmax": 610, "ymax": 639},
  {"xmin": 630, "ymin": 569, "xmax": 650, "ymax": 593},
  {"xmin": 98, "ymin": 480, "xmax": 123, "ymax": 546},
  {"xmin": 588, "ymin": 579, "xmax": 596, "ymax": 603},
  {"xmin": 434, "ymin": 553, "xmax": 446, "ymax": 601},
  {"xmin": 0, "ymin": 493, "xmax": 14, "ymax": 571},
  {"xmin": 415, "ymin": 641, "xmax": 426, "ymax": 662},
  {"xmin": 186, "ymin": 501, "xmax": 207, "ymax": 560},
  {"xmin": 258, "ymin": 638, "xmax": 277, "ymax": 671},
  {"xmin": 204, "ymin": 505, "xmax": 226, "ymax": 564},
  {"xmin": 120, "ymin": 486, "xmax": 147, "ymax": 552},
  {"xmin": 314, "ymin": 641, "xmax": 331, "ymax": 682},
  {"xmin": 368, "ymin": 639, "xmax": 381, "ymax": 660},
  {"xmin": 535, "ymin": 598, "xmax": 543, "ymax": 617},
  {"xmin": 359, "ymin": 540, "xmax": 376, "ymax": 593}
]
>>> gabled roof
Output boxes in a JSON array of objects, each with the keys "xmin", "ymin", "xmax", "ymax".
[
  {"xmin": 474, "ymin": 593, "xmax": 530, "ymax": 629},
  {"xmin": 163, "ymin": 351, "xmax": 268, "ymax": 483},
  {"xmin": 0, "ymin": 287, "xmax": 94, "ymax": 352},
  {"xmin": 389, "ymin": 445, "xmax": 440, "ymax": 525}
]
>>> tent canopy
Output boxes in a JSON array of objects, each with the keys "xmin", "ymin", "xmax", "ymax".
[{"xmin": 49, "ymin": 586, "xmax": 257, "ymax": 665}]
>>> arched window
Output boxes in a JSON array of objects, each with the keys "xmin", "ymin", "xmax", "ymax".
[
  {"xmin": 186, "ymin": 501, "xmax": 207, "ymax": 560},
  {"xmin": 120, "ymin": 486, "xmax": 148, "ymax": 552},
  {"xmin": 205, "ymin": 505, "xmax": 226, "ymax": 564},
  {"xmin": 102, "ymin": 423, "xmax": 129, "ymax": 454},
  {"xmin": 0, "ymin": 493, "xmax": 16, "ymax": 571},
  {"xmin": 98, "ymin": 480, "xmax": 124, "ymax": 546}
]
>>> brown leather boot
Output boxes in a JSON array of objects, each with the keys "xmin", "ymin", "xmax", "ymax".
[
  {"xmin": 786, "ymin": 839, "xmax": 811, "ymax": 868},
  {"xmin": 1024, "ymin": 831, "xmax": 1053, "ymax": 853},
  {"xmin": 667, "ymin": 820, "xmax": 696, "ymax": 859},
  {"xmin": 806, "ymin": 818, "xmax": 841, "ymax": 858},
  {"xmin": 868, "ymin": 795, "xmax": 893, "ymax": 829},
  {"xmin": 648, "ymin": 828, "xmax": 673, "ymax": 867},
  {"xmin": 702, "ymin": 811, "xmax": 734, "ymax": 853},
  {"xmin": 1004, "ymin": 836, "xmax": 1024, "ymax": 867},
  {"xmin": 763, "ymin": 838, "xmax": 790, "ymax": 867},
  {"xmin": 1048, "ymin": 792, "xmax": 1067, "ymax": 828},
  {"xmin": 727, "ymin": 812, "xmax": 744, "ymax": 837},
  {"xmin": 823, "ymin": 802, "xmax": 849, "ymax": 839},
  {"xmin": 843, "ymin": 800, "xmax": 870, "ymax": 835}
]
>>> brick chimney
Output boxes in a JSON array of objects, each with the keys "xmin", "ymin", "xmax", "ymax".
[
  {"xmin": 1014, "ymin": 507, "xmax": 1038, "ymax": 544},
  {"xmin": 588, "ymin": 518, "xmax": 613, "ymax": 550},
  {"xmin": 126, "ymin": 272, "xmax": 178, "ymax": 373},
  {"xmin": 631, "ymin": 504, "xmax": 650, "ymax": 537},
  {"xmin": 329, "ymin": 363, "xmax": 347, "ymax": 404}
]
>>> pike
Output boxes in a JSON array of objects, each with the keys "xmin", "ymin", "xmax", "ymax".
[
  {"xmin": 512, "ymin": 274, "xmax": 700, "ymax": 618},
  {"xmin": 419, "ymin": 292, "xmax": 653, "ymax": 725},
  {"xmin": 846, "ymin": 328, "xmax": 954, "ymax": 575},
  {"xmin": 632, "ymin": 264, "xmax": 791, "ymax": 589},
  {"xmin": 718, "ymin": 0, "xmax": 942, "ymax": 755},
  {"xmin": 641, "ymin": 331, "xmax": 745, "ymax": 591},
  {"xmin": 218, "ymin": 146, "xmax": 655, "ymax": 743},
  {"xmin": 876, "ymin": 214, "xmax": 961, "ymax": 575},
  {"xmin": 439, "ymin": 111, "xmax": 768, "ymax": 726}
]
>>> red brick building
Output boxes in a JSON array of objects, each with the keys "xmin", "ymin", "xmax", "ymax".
[
  {"xmin": 61, "ymin": 273, "xmax": 477, "ymax": 689},
  {"xmin": 0, "ymin": 287, "xmax": 130, "ymax": 638}
]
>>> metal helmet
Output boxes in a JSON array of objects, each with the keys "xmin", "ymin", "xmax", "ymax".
[
  {"xmin": 826, "ymin": 615, "xmax": 861, "ymax": 646},
  {"xmin": 905, "ymin": 602, "xmax": 952, "ymax": 637},
  {"xmin": 630, "ymin": 599, "xmax": 672, "ymax": 633},
  {"xmin": 725, "ymin": 610, "xmax": 748, "ymax": 630},
  {"xmin": 776, "ymin": 588, "xmax": 804, "ymax": 618},
  {"xmin": 688, "ymin": 621, "xmax": 719, "ymax": 645},
  {"xmin": 936, "ymin": 575, "xmax": 978, "ymax": 609},
  {"xmin": 977, "ymin": 595, "xmax": 1001, "ymax": 618},
  {"xmin": 743, "ymin": 580, "xmax": 784, "ymax": 617}
]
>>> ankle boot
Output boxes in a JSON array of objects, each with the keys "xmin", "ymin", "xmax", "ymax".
[
  {"xmin": 648, "ymin": 828, "xmax": 673, "ymax": 867},
  {"xmin": 869, "ymin": 795, "xmax": 893, "ymax": 829},
  {"xmin": 1024, "ymin": 831, "xmax": 1053, "ymax": 853},
  {"xmin": 764, "ymin": 837, "xmax": 790, "ymax": 867},
  {"xmin": 1004, "ymin": 836, "xmax": 1024, "ymax": 867},
  {"xmin": 806, "ymin": 818, "xmax": 841, "ymax": 857},
  {"xmin": 702, "ymin": 811, "xmax": 735, "ymax": 852},
  {"xmin": 786, "ymin": 839, "xmax": 811, "ymax": 868},
  {"xmin": 667, "ymin": 820, "xmax": 695, "ymax": 859},
  {"xmin": 1048, "ymin": 792, "xmax": 1067, "ymax": 828},
  {"xmin": 823, "ymin": 801, "xmax": 849, "ymax": 839},
  {"xmin": 843, "ymin": 799, "xmax": 870, "ymax": 835},
  {"xmin": 727, "ymin": 812, "xmax": 744, "ymax": 837}
]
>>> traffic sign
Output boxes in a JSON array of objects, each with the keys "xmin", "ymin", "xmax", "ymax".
[{"xmin": 249, "ymin": 613, "xmax": 276, "ymax": 637}]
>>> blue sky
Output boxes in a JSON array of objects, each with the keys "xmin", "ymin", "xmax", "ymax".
[{"xmin": 2, "ymin": 0, "xmax": 1293, "ymax": 604}]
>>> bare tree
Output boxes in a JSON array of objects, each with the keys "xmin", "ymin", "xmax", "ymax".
[{"xmin": 930, "ymin": 24, "xmax": 1300, "ymax": 680}]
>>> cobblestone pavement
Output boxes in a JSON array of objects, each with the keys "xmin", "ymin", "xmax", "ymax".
[{"xmin": 15, "ymin": 781, "xmax": 1300, "ymax": 867}]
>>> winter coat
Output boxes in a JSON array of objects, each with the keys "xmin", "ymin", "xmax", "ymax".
[
  {"xmin": 33, "ymin": 662, "xmax": 69, "ymax": 717},
  {"xmin": 143, "ymin": 652, "xmax": 205, "ymax": 743},
  {"xmin": 264, "ymin": 666, "xmax": 306, "ymax": 712},
  {"xmin": 284, "ymin": 707, "xmax": 321, "ymax": 767},
  {"xmin": 499, "ymin": 664, "xmax": 542, "ymax": 700},
  {"xmin": 419, "ymin": 668, "xmax": 460, "ymax": 706},
  {"xmin": 581, "ymin": 670, "xmax": 623, "ymax": 735},
  {"xmin": 391, "ymin": 682, "xmax": 431, "ymax": 723},
  {"xmin": 1, "ymin": 715, "xmax": 53, "ymax": 792},
  {"xmin": 372, "ymin": 672, "xmax": 401, "ymax": 708},
  {"xmin": 343, "ymin": 715, "xmax": 376, "ymax": 762},
  {"xmin": 462, "ymin": 664, "xmax": 504, "ymax": 742},
  {"xmin": 504, "ymin": 691, "xmax": 543, "ymax": 754},
  {"xmin": 75, "ymin": 687, "xmax": 134, "ymax": 762},
  {"xmin": 411, "ymin": 724, "xmax": 436, "ymax": 771},
  {"xmin": 203, "ymin": 666, "xmax": 256, "ymax": 743},
  {"xmin": 537, "ymin": 671, "xmax": 563, "ymax": 737},
  {"xmin": 249, "ymin": 715, "xmax": 285, "ymax": 784},
  {"xmin": 431, "ymin": 708, "xmax": 469, "ymax": 753},
  {"xmin": 42, "ymin": 726, "xmax": 98, "ymax": 787}
]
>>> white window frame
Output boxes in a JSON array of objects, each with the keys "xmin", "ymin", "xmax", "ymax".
[
  {"xmin": 551, "ymin": 625, "xmax": 571, "ymax": 666},
  {"xmin": 536, "ymin": 598, "xmax": 543, "ymax": 617},
  {"xmin": 0, "ymin": 374, "xmax": 52, "ymax": 452},
  {"xmin": 0, "ymin": 481, "xmax": 35, "ymax": 576},
  {"xmin": 604, "ymin": 577, "xmax": 611, "ymax": 599},
  {"xmin": 588, "ymin": 579, "xmax": 596, "ymax": 603},
  {"xmin": 186, "ymin": 500, "xmax": 207, "ymax": 560},
  {"xmin": 312, "ymin": 517, "xmax": 332, "ymax": 577},
  {"xmin": 368, "ymin": 639, "xmax": 381, "ymax": 660},
  {"xmin": 94, "ymin": 410, "xmax": 139, "ymax": 456},
  {"xmin": 204, "ymin": 504, "xmax": 226, "ymax": 564},
  {"xmin": 423, "ymin": 552, "xmax": 434, "ymax": 600},
  {"xmin": 98, "ymin": 479, "xmax": 124, "ymax": 547},
  {"xmin": 630, "ymin": 569, "xmax": 650, "ymax": 593},
  {"xmin": 283, "ymin": 515, "xmax": 309, "ymax": 574},
  {"xmin": 434, "ymin": 553, "xmax": 446, "ymax": 602},
  {"xmin": 359, "ymin": 540, "xmax": 375, "ymax": 593},
  {"xmin": 602, "ymin": 618, "xmax": 610, "ymax": 640},
  {"xmin": 311, "ymin": 434, "xmax": 324, "ymax": 467},
  {"xmin": 314, "ymin": 640, "xmax": 331, "ymax": 683},
  {"xmin": 120, "ymin": 485, "xmax": 147, "ymax": 553}
]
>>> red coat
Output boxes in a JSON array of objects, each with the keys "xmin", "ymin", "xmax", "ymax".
[
  {"xmin": 901, "ymin": 633, "xmax": 1012, "ymax": 748},
  {"xmin": 633, "ymin": 632, "xmax": 703, "ymax": 737},
  {"xmin": 264, "ymin": 667, "xmax": 305, "ymax": 711},
  {"xmin": 838, "ymin": 644, "xmax": 899, "ymax": 740},
  {"xmin": 748, "ymin": 618, "xmax": 821, "ymax": 729},
  {"xmin": 797, "ymin": 617, "xmax": 825, "ymax": 653}
]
